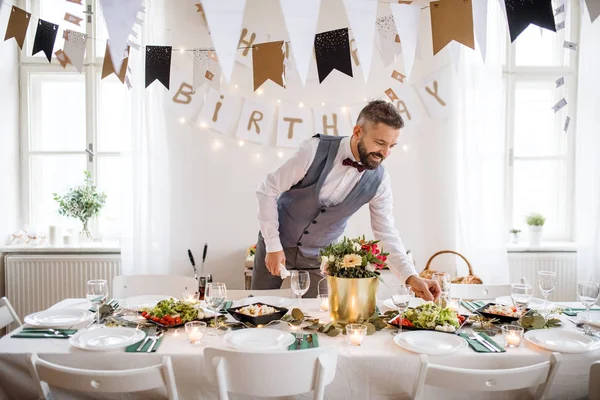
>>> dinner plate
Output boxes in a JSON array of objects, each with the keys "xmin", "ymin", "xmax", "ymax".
[
  {"xmin": 233, "ymin": 296, "xmax": 293, "ymax": 309},
  {"xmin": 223, "ymin": 328, "xmax": 295, "ymax": 351},
  {"xmin": 24, "ymin": 309, "xmax": 94, "ymax": 328},
  {"xmin": 494, "ymin": 296, "xmax": 554, "ymax": 310},
  {"xmin": 383, "ymin": 297, "xmax": 426, "ymax": 310},
  {"xmin": 70, "ymin": 327, "xmax": 145, "ymax": 352},
  {"xmin": 393, "ymin": 331, "xmax": 467, "ymax": 355},
  {"xmin": 525, "ymin": 329, "xmax": 600, "ymax": 353},
  {"xmin": 121, "ymin": 295, "xmax": 174, "ymax": 311}
]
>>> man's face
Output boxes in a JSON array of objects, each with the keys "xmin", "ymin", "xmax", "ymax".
[{"xmin": 356, "ymin": 122, "xmax": 400, "ymax": 169}]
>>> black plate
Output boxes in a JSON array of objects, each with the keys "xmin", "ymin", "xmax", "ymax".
[
  {"xmin": 388, "ymin": 313, "xmax": 469, "ymax": 334},
  {"xmin": 143, "ymin": 310, "xmax": 226, "ymax": 329},
  {"xmin": 227, "ymin": 303, "xmax": 289, "ymax": 326},
  {"xmin": 474, "ymin": 302, "xmax": 529, "ymax": 323}
]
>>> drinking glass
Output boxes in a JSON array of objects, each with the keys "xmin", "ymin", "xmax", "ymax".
[
  {"xmin": 432, "ymin": 272, "xmax": 451, "ymax": 305},
  {"xmin": 392, "ymin": 285, "xmax": 414, "ymax": 334},
  {"xmin": 86, "ymin": 279, "xmax": 108, "ymax": 326},
  {"xmin": 205, "ymin": 282, "xmax": 227, "ymax": 336},
  {"xmin": 511, "ymin": 283, "xmax": 532, "ymax": 322},
  {"xmin": 577, "ymin": 281, "xmax": 600, "ymax": 324},
  {"xmin": 537, "ymin": 271, "xmax": 557, "ymax": 318},
  {"xmin": 291, "ymin": 271, "xmax": 310, "ymax": 307}
]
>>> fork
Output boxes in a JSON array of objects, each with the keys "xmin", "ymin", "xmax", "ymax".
[
  {"xmin": 136, "ymin": 326, "xmax": 157, "ymax": 352},
  {"xmin": 467, "ymin": 331, "xmax": 498, "ymax": 352},
  {"xmin": 294, "ymin": 333, "xmax": 304, "ymax": 350},
  {"xmin": 146, "ymin": 330, "xmax": 165, "ymax": 353}
]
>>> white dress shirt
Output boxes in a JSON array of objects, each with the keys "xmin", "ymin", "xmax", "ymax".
[{"xmin": 256, "ymin": 136, "xmax": 417, "ymax": 284}]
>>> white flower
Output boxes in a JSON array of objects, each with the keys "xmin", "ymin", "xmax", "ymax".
[
  {"xmin": 321, "ymin": 255, "xmax": 329, "ymax": 263},
  {"xmin": 341, "ymin": 254, "xmax": 362, "ymax": 268},
  {"xmin": 366, "ymin": 263, "xmax": 376, "ymax": 273},
  {"xmin": 353, "ymin": 242, "xmax": 361, "ymax": 252},
  {"xmin": 320, "ymin": 257, "xmax": 329, "ymax": 274},
  {"xmin": 329, "ymin": 255, "xmax": 335, "ymax": 262}
]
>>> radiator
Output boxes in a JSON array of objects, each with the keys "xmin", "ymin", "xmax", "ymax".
[
  {"xmin": 507, "ymin": 252, "xmax": 577, "ymax": 301},
  {"xmin": 5, "ymin": 254, "xmax": 121, "ymax": 325}
]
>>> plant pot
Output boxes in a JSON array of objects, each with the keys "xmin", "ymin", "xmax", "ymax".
[
  {"xmin": 509, "ymin": 232, "xmax": 520, "ymax": 244},
  {"xmin": 327, "ymin": 275, "xmax": 378, "ymax": 324},
  {"xmin": 528, "ymin": 226, "xmax": 543, "ymax": 246}
]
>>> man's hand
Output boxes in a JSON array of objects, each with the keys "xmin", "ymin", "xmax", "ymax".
[
  {"xmin": 406, "ymin": 275, "xmax": 441, "ymax": 302},
  {"xmin": 265, "ymin": 251, "xmax": 285, "ymax": 276}
]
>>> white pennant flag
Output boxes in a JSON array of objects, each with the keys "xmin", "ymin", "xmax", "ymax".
[
  {"xmin": 201, "ymin": 0, "xmax": 246, "ymax": 84},
  {"xmin": 99, "ymin": 0, "xmax": 141, "ymax": 73},
  {"xmin": 279, "ymin": 0, "xmax": 321, "ymax": 87},
  {"xmin": 342, "ymin": 0, "xmax": 378, "ymax": 81},
  {"xmin": 586, "ymin": 0, "xmax": 600, "ymax": 22},
  {"xmin": 193, "ymin": 49, "xmax": 219, "ymax": 90},
  {"xmin": 472, "ymin": 0, "xmax": 488, "ymax": 62},
  {"xmin": 448, "ymin": 41, "xmax": 461, "ymax": 73},
  {"xmin": 63, "ymin": 30, "xmax": 87, "ymax": 73},
  {"xmin": 375, "ymin": 16, "xmax": 403, "ymax": 66},
  {"xmin": 390, "ymin": 3, "xmax": 420, "ymax": 79}
]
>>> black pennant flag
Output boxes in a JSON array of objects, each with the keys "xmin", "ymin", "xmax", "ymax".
[
  {"xmin": 504, "ymin": 0, "xmax": 556, "ymax": 43},
  {"xmin": 314, "ymin": 28, "xmax": 353, "ymax": 84},
  {"xmin": 145, "ymin": 45, "xmax": 172, "ymax": 89},
  {"xmin": 32, "ymin": 19, "xmax": 58, "ymax": 62}
]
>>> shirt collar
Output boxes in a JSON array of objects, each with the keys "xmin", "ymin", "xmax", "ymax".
[{"xmin": 341, "ymin": 136, "xmax": 359, "ymax": 162}]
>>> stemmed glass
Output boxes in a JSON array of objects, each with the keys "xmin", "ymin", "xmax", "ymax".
[
  {"xmin": 537, "ymin": 271, "xmax": 557, "ymax": 318},
  {"xmin": 577, "ymin": 281, "xmax": 600, "ymax": 325},
  {"xmin": 205, "ymin": 282, "xmax": 227, "ymax": 336},
  {"xmin": 392, "ymin": 285, "xmax": 414, "ymax": 334},
  {"xmin": 291, "ymin": 271, "xmax": 310, "ymax": 307},
  {"xmin": 432, "ymin": 272, "xmax": 451, "ymax": 305},
  {"xmin": 511, "ymin": 283, "xmax": 532, "ymax": 323},
  {"xmin": 86, "ymin": 279, "xmax": 108, "ymax": 326}
]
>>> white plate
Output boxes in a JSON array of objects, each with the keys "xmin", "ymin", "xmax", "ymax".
[
  {"xmin": 122, "ymin": 295, "xmax": 174, "ymax": 312},
  {"xmin": 70, "ymin": 327, "xmax": 145, "ymax": 352},
  {"xmin": 223, "ymin": 328, "xmax": 295, "ymax": 351},
  {"xmin": 233, "ymin": 296, "xmax": 293, "ymax": 309},
  {"xmin": 383, "ymin": 298, "xmax": 426, "ymax": 310},
  {"xmin": 24, "ymin": 309, "xmax": 94, "ymax": 328},
  {"xmin": 494, "ymin": 296, "xmax": 554, "ymax": 310},
  {"xmin": 524, "ymin": 329, "xmax": 600, "ymax": 353},
  {"xmin": 393, "ymin": 331, "xmax": 467, "ymax": 355}
]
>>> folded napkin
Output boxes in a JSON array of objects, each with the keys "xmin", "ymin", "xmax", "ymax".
[
  {"xmin": 125, "ymin": 330, "xmax": 165, "ymax": 353},
  {"xmin": 461, "ymin": 301, "xmax": 485, "ymax": 313},
  {"xmin": 12, "ymin": 328, "xmax": 78, "ymax": 339},
  {"xmin": 561, "ymin": 307, "xmax": 600, "ymax": 317},
  {"xmin": 88, "ymin": 299, "xmax": 119, "ymax": 313},
  {"xmin": 219, "ymin": 301, "xmax": 233, "ymax": 314},
  {"xmin": 288, "ymin": 333, "xmax": 319, "ymax": 351},
  {"xmin": 458, "ymin": 332, "xmax": 506, "ymax": 353}
]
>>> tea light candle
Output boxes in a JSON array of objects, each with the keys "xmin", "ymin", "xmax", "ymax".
[
  {"xmin": 318, "ymin": 294, "xmax": 329, "ymax": 311},
  {"xmin": 185, "ymin": 321, "xmax": 206, "ymax": 344},
  {"xmin": 346, "ymin": 324, "xmax": 367, "ymax": 347},
  {"xmin": 501, "ymin": 325, "xmax": 523, "ymax": 348},
  {"xmin": 349, "ymin": 333, "xmax": 363, "ymax": 346}
]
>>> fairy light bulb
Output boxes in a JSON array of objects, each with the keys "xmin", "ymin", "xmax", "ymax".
[
  {"xmin": 321, "ymin": 102, "xmax": 325, "ymax": 106},
  {"xmin": 212, "ymin": 139, "xmax": 223, "ymax": 150},
  {"xmin": 179, "ymin": 48, "xmax": 185, "ymax": 54},
  {"xmin": 200, "ymin": 121, "xmax": 207, "ymax": 128},
  {"xmin": 342, "ymin": 106, "xmax": 348, "ymax": 113},
  {"xmin": 238, "ymin": 140, "xmax": 245, "ymax": 147},
  {"xmin": 179, "ymin": 117, "xmax": 186, "ymax": 124},
  {"xmin": 277, "ymin": 151, "xmax": 284, "ymax": 158},
  {"xmin": 403, "ymin": 145, "xmax": 409, "ymax": 152},
  {"xmin": 256, "ymin": 88, "xmax": 264, "ymax": 95},
  {"xmin": 255, "ymin": 153, "xmax": 261, "ymax": 159},
  {"xmin": 299, "ymin": 102, "xmax": 304, "ymax": 108}
]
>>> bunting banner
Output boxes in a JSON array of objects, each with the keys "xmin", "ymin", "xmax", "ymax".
[
  {"xmin": 145, "ymin": 45, "xmax": 172, "ymax": 89},
  {"xmin": 4, "ymin": 6, "xmax": 31, "ymax": 50},
  {"xmin": 193, "ymin": 49, "xmax": 219, "ymax": 90},
  {"xmin": 32, "ymin": 19, "xmax": 58, "ymax": 62},
  {"xmin": 342, "ymin": 0, "xmax": 378, "ymax": 81},
  {"xmin": 312, "ymin": 106, "xmax": 352, "ymax": 136},
  {"xmin": 390, "ymin": 3, "xmax": 420, "ymax": 78},
  {"xmin": 375, "ymin": 15, "xmax": 402, "ymax": 67},
  {"xmin": 55, "ymin": 49, "xmax": 70, "ymax": 68},
  {"xmin": 196, "ymin": 87, "xmax": 243, "ymax": 135},
  {"xmin": 99, "ymin": 0, "xmax": 141, "ymax": 73},
  {"xmin": 64, "ymin": 12, "xmax": 83, "ymax": 26},
  {"xmin": 236, "ymin": 98, "xmax": 275, "ymax": 144},
  {"xmin": 102, "ymin": 41, "xmax": 130, "ymax": 83},
  {"xmin": 414, "ymin": 68, "xmax": 453, "ymax": 120},
  {"xmin": 252, "ymin": 41, "xmax": 286, "ymax": 91},
  {"xmin": 236, "ymin": 28, "xmax": 270, "ymax": 69},
  {"xmin": 276, "ymin": 102, "xmax": 313, "ymax": 148},
  {"xmin": 315, "ymin": 28, "xmax": 353, "ymax": 83},
  {"xmin": 430, "ymin": 0, "xmax": 475, "ymax": 55},
  {"xmin": 63, "ymin": 30, "xmax": 87, "ymax": 73},
  {"xmin": 472, "ymin": 0, "xmax": 489, "ymax": 61},
  {"xmin": 585, "ymin": 0, "xmax": 600, "ymax": 22},
  {"xmin": 504, "ymin": 0, "xmax": 556, "ymax": 42}
]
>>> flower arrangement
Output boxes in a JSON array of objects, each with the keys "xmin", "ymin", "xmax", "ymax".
[
  {"xmin": 246, "ymin": 244, "xmax": 256, "ymax": 257},
  {"xmin": 320, "ymin": 236, "xmax": 389, "ymax": 279}
]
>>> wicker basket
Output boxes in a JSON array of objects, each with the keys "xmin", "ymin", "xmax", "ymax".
[{"xmin": 419, "ymin": 250, "xmax": 483, "ymax": 284}]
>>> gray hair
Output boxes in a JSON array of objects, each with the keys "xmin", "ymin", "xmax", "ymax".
[{"xmin": 356, "ymin": 100, "xmax": 404, "ymax": 130}]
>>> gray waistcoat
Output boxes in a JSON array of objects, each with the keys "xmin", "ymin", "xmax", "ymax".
[{"xmin": 277, "ymin": 134, "xmax": 384, "ymax": 258}]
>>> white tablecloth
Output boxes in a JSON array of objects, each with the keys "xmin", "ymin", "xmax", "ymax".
[{"xmin": 0, "ymin": 298, "xmax": 597, "ymax": 400}]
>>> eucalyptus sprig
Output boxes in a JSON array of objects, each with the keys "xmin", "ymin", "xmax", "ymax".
[
  {"xmin": 520, "ymin": 310, "xmax": 562, "ymax": 330},
  {"xmin": 283, "ymin": 308, "xmax": 390, "ymax": 337}
]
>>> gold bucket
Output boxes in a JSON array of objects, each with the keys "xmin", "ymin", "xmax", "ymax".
[{"xmin": 327, "ymin": 275, "xmax": 379, "ymax": 324}]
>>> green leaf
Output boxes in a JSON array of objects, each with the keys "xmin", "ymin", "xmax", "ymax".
[
  {"xmin": 364, "ymin": 322, "xmax": 376, "ymax": 335},
  {"xmin": 291, "ymin": 308, "xmax": 305, "ymax": 321}
]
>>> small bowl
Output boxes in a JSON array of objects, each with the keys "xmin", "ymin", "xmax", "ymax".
[{"xmin": 226, "ymin": 303, "xmax": 289, "ymax": 326}]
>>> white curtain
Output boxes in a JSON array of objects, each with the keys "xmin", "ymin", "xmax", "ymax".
[
  {"xmin": 575, "ymin": 14, "xmax": 600, "ymax": 283},
  {"xmin": 120, "ymin": 0, "xmax": 172, "ymax": 275},
  {"xmin": 454, "ymin": 1, "xmax": 509, "ymax": 283}
]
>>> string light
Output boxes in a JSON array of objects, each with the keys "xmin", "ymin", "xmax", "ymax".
[
  {"xmin": 238, "ymin": 140, "xmax": 245, "ymax": 147},
  {"xmin": 277, "ymin": 99, "xmax": 281, "ymax": 103},
  {"xmin": 179, "ymin": 48, "xmax": 185, "ymax": 54},
  {"xmin": 342, "ymin": 106, "xmax": 348, "ymax": 113},
  {"xmin": 403, "ymin": 145, "xmax": 409, "ymax": 152},
  {"xmin": 277, "ymin": 151, "xmax": 284, "ymax": 158},
  {"xmin": 299, "ymin": 102, "xmax": 304, "ymax": 108},
  {"xmin": 256, "ymin": 88, "xmax": 264, "ymax": 95},
  {"xmin": 363, "ymin": 97, "xmax": 367, "ymax": 101},
  {"xmin": 212, "ymin": 139, "xmax": 223, "ymax": 150},
  {"xmin": 200, "ymin": 121, "xmax": 207, "ymax": 128},
  {"xmin": 321, "ymin": 102, "xmax": 325, "ymax": 106},
  {"xmin": 255, "ymin": 153, "xmax": 261, "ymax": 159},
  {"xmin": 234, "ymin": 84, "xmax": 239, "ymax": 89},
  {"xmin": 179, "ymin": 117, "xmax": 186, "ymax": 124}
]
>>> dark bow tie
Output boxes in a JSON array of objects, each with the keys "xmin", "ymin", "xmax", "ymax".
[{"xmin": 342, "ymin": 158, "xmax": 365, "ymax": 172}]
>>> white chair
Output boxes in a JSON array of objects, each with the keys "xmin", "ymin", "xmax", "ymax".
[
  {"xmin": 30, "ymin": 354, "xmax": 179, "ymax": 399},
  {"xmin": 0, "ymin": 296, "xmax": 22, "ymax": 332},
  {"xmin": 204, "ymin": 346, "xmax": 339, "ymax": 400},
  {"xmin": 589, "ymin": 362, "xmax": 600, "ymax": 400},
  {"xmin": 112, "ymin": 275, "xmax": 198, "ymax": 298},
  {"xmin": 226, "ymin": 288, "xmax": 293, "ymax": 300},
  {"xmin": 449, "ymin": 284, "xmax": 511, "ymax": 300},
  {"xmin": 413, "ymin": 353, "xmax": 561, "ymax": 400}
]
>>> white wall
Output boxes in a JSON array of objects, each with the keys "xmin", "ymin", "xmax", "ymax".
[{"xmin": 160, "ymin": 0, "xmax": 457, "ymax": 287}]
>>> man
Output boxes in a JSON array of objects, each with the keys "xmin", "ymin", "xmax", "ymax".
[{"xmin": 252, "ymin": 100, "xmax": 440, "ymax": 300}]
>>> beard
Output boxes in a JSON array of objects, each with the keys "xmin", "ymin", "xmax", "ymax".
[{"xmin": 357, "ymin": 139, "xmax": 385, "ymax": 170}]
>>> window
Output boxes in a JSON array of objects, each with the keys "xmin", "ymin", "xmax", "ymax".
[
  {"xmin": 504, "ymin": 0, "xmax": 579, "ymax": 241},
  {"xmin": 20, "ymin": 0, "xmax": 136, "ymax": 239}
]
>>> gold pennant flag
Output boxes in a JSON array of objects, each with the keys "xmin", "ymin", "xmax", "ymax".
[
  {"xmin": 430, "ymin": 0, "xmax": 475, "ymax": 55},
  {"xmin": 385, "ymin": 88, "xmax": 399, "ymax": 102},
  {"xmin": 64, "ymin": 13, "xmax": 83, "ymax": 26},
  {"xmin": 4, "ymin": 6, "xmax": 31, "ymax": 50},
  {"xmin": 55, "ymin": 50, "xmax": 71, "ymax": 68},
  {"xmin": 66, "ymin": 0, "xmax": 83, "ymax": 4},
  {"xmin": 391, "ymin": 70, "xmax": 406, "ymax": 83},
  {"xmin": 252, "ymin": 41, "xmax": 285, "ymax": 91},
  {"xmin": 101, "ymin": 41, "xmax": 130, "ymax": 83}
]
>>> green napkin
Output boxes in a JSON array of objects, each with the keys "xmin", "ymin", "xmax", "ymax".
[
  {"xmin": 459, "ymin": 332, "xmax": 506, "ymax": 353},
  {"xmin": 561, "ymin": 307, "xmax": 600, "ymax": 317},
  {"xmin": 12, "ymin": 328, "xmax": 77, "ymax": 339},
  {"xmin": 219, "ymin": 301, "xmax": 233, "ymax": 314},
  {"xmin": 461, "ymin": 301, "xmax": 484, "ymax": 313},
  {"xmin": 125, "ymin": 330, "xmax": 165, "ymax": 353},
  {"xmin": 88, "ymin": 299, "xmax": 119, "ymax": 313},
  {"xmin": 288, "ymin": 333, "xmax": 319, "ymax": 350}
]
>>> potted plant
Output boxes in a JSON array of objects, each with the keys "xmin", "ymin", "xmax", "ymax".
[
  {"xmin": 525, "ymin": 213, "xmax": 545, "ymax": 246},
  {"xmin": 53, "ymin": 171, "xmax": 107, "ymax": 240},
  {"xmin": 509, "ymin": 229, "xmax": 521, "ymax": 244},
  {"xmin": 320, "ymin": 236, "xmax": 388, "ymax": 324}
]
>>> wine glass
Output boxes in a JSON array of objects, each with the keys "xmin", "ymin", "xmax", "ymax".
[
  {"xmin": 511, "ymin": 283, "xmax": 532, "ymax": 322},
  {"xmin": 537, "ymin": 271, "xmax": 557, "ymax": 318},
  {"xmin": 392, "ymin": 285, "xmax": 414, "ymax": 334},
  {"xmin": 291, "ymin": 271, "xmax": 310, "ymax": 307},
  {"xmin": 205, "ymin": 282, "xmax": 227, "ymax": 336},
  {"xmin": 577, "ymin": 281, "xmax": 600, "ymax": 325},
  {"xmin": 432, "ymin": 272, "xmax": 451, "ymax": 305},
  {"xmin": 86, "ymin": 279, "xmax": 108, "ymax": 326}
]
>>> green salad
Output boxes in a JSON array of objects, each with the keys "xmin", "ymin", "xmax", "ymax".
[
  {"xmin": 142, "ymin": 298, "xmax": 202, "ymax": 324},
  {"xmin": 403, "ymin": 303, "xmax": 460, "ymax": 331}
]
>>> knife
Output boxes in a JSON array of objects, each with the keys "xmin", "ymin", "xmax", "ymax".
[
  {"xmin": 473, "ymin": 332, "xmax": 499, "ymax": 352},
  {"xmin": 188, "ymin": 249, "xmax": 198, "ymax": 282},
  {"xmin": 200, "ymin": 243, "xmax": 208, "ymax": 277}
]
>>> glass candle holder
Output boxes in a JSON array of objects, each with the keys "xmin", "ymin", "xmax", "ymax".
[
  {"xmin": 185, "ymin": 321, "xmax": 207, "ymax": 344},
  {"xmin": 501, "ymin": 325, "xmax": 524, "ymax": 348},
  {"xmin": 182, "ymin": 291, "xmax": 200, "ymax": 303},
  {"xmin": 318, "ymin": 294, "xmax": 329, "ymax": 311},
  {"xmin": 346, "ymin": 324, "xmax": 367, "ymax": 346}
]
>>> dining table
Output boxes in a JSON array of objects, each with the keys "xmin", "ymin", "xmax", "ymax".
[{"xmin": 0, "ymin": 295, "xmax": 597, "ymax": 400}]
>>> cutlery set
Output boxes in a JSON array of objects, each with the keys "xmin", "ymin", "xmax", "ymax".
[{"xmin": 134, "ymin": 326, "xmax": 166, "ymax": 353}]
